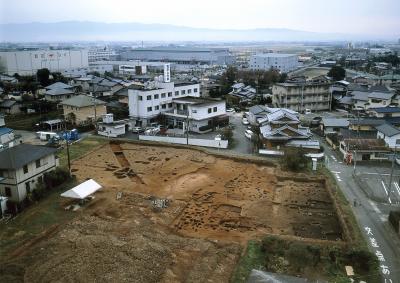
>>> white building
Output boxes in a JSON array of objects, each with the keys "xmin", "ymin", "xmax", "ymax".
[
  {"xmin": 164, "ymin": 97, "xmax": 227, "ymax": 133},
  {"xmin": 0, "ymin": 49, "xmax": 89, "ymax": 76},
  {"xmin": 128, "ymin": 70, "xmax": 201, "ymax": 127},
  {"xmin": 88, "ymin": 46, "xmax": 116, "ymax": 62},
  {"xmin": 0, "ymin": 144, "xmax": 59, "ymax": 203},
  {"xmin": 250, "ymin": 53, "xmax": 299, "ymax": 72},
  {"xmin": 376, "ymin": 123, "xmax": 400, "ymax": 149},
  {"xmin": 97, "ymin": 114, "xmax": 126, "ymax": 137}
]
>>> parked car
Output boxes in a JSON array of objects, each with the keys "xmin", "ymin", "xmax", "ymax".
[
  {"xmin": 226, "ymin": 108, "xmax": 235, "ymax": 112},
  {"xmin": 310, "ymin": 116, "xmax": 322, "ymax": 126},
  {"xmin": 305, "ymin": 109, "xmax": 312, "ymax": 114},
  {"xmin": 242, "ymin": 117, "xmax": 250, "ymax": 125},
  {"xmin": 144, "ymin": 127, "xmax": 160, "ymax": 135},
  {"xmin": 244, "ymin": 129, "xmax": 253, "ymax": 139},
  {"xmin": 214, "ymin": 134, "xmax": 222, "ymax": 141},
  {"xmin": 132, "ymin": 126, "xmax": 144, "ymax": 133}
]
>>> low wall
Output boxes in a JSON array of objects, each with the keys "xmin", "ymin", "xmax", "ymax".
[{"xmin": 138, "ymin": 135, "xmax": 228, "ymax": 149}]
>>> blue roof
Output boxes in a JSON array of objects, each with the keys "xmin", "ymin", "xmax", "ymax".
[
  {"xmin": 0, "ymin": 127, "xmax": 13, "ymax": 135},
  {"xmin": 371, "ymin": 107, "xmax": 400, "ymax": 113}
]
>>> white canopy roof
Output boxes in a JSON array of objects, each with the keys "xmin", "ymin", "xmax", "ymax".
[{"xmin": 61, "ymin": 179, "xmax": 102, "ymax": 199}]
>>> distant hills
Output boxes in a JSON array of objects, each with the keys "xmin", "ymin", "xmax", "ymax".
[{"xmin": 0, "ymin": 21, "xmax": 395, "ymax": 42}]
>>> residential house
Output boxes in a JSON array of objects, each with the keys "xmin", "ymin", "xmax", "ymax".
[
  {"xmin": 339, "ymin": 139, "xmax": 389, "ymax": 162},
  {"xmin": 228, "ymin": 83, "xmax": 257, "ymax": 103},
  {"xmin": 0, "ymin": 144, "xmax": 59, "ymax": 203},
  {"xmin": 61, "ymin": 95, "xmax": 107, "ymax": 125},
  {"xmin": 0, "ymin": 100, "xmax": 21, "ymax": 115},
  {"xmin": 97, "ymin": 114, "xmax": 126, "ymax": 137},
  {"xmin": 0, "ymin": 114, "xmax": 4, "ymax": 127},
  {"xmin": 0, "ymin": 127, "xmax": 15, "ymax": 148},
  {"xmin": 44, "ymin": 82, "xmax": 75, "ymax": 102},
  {"xmin": 351, "ymin": 91, "xmax": 395, "ymax": 110},
  {"xmin": 376, "ymin": 123, "xmax": 400, "ymax": 150},
  {"xmin": 367, "ymin": 107, "xmax": 400, "ymax": 118},
  {"xmin": 259, "ymin": 108, "xmax": 312, "ymax": 149},
  {"xmin": 349, "ymin": 118, "xmax": 385, "ymax": 132},
  {"xmin": 379, "ymin": 74, "xmax": 400, "ymax": 87},
  {"xmin": 320, "ymin": 118, "xmax": 349, "ymax": 135},
  {"xmin": 164, "ymin": 96, "xmax": 228, "ymax": 133}
]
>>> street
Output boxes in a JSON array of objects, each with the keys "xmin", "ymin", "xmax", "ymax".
[{"xmin": 322, "ymin": 138, "xmax": 400, "ymax": 283}]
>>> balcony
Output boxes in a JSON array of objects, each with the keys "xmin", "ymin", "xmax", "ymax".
[{"xmin": 164, "ymin": 109, "xmax": 189, "ymax": 117}]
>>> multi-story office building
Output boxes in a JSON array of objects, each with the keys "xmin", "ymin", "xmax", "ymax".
[
  {"xmin": 128, "ymin": 65, "xmax": 201, "ymax": 127},
  {"xmin": 0, "ymin": 49, "xmax": 89, "ymax": 75},
  {"xmin": 88, "ymin": 47, "xmax": 117, "ymax": 62},
  {"xmin": 272, "ymin": 79, "xmax": 332, "ymax": 112},
  {"xmin": 249, "ymin": 53, "xmax": 299, "ymax": 73},
  {"xmin": 121, "ymin": 47, "xmax": 234, "ymax": 66}
]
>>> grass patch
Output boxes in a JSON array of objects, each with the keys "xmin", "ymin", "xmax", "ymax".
[
  {"xmin": 58, "ymin": 136, "xmax": 108, "ymax": 168},
  {"xmin": 0, "ymin": 179, "xmax": 78, "ymax": 259},
  {"xmin": 230, "ymin": 240, "xmax": 265, "ymax": 283},
  {"xmin": 5, "ymin": 110, "xmax": 62, "ymax": 130}
]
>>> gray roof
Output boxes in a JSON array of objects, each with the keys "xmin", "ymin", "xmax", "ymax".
[
  {"xmin": 351, "ymin": 91, "xmax": 369, "ymax": 101},
  {"xmin": 368, "ymin": 91, "xmax": 394, "ymax": 100},
  {"xmin": 0, "ymin": 100, "xmax": 18, "ymax": 108},
  {"xmin": 46, "ymin": 88, "xmax": 74, "ymax": 96},
  {"xmin": 349, "ymin": 118, "xmax": 386, "ymax": 126},
  {"xmin": 0, "ymin": 144, "xmax": 58, "ymax": 170},
  {"xmin": 249, "ymin": 105, "xmax": 268, "ymax": 115},
  {"xmin": 376, "ymin": 123, "xmax": 400, "ymax": 137},
  {"xmin": 60, "ymin": 94, "xmax": 106, "ymax": 108},
  {"xmin": 45, "ymin": 82, "xmax": 73, "ymax": 90},
  {"xmin": 321, "ymin": 118, "xmax": 349, "ymax": 127},
  {"xmin": 338, "ymin": 96, "xmax": 353, "ymax": 105}
]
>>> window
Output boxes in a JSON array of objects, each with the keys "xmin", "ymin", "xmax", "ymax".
[
  {"xmin": 175, "ymin": 91, "xmax": 179, "ymax": 96},
  {"xmin": 161, "ymin": 93, "xmax": 166, "ymax": 98},
  {"xmin": 208, "ymin": 108, "xmax": 212, "ymax": 113},
  {"xmin": 35, "ymin": 159, "xmax": 41, "ymax": 168},
  {"xmin": 181, "ymin": 90, "xmax": 186, "ymax": 95},
  {"xmin": 23, "ymin": 165, "xmax": 28, "ymax": 174},
  {"xmin": 155, "ymin": 105, "xmax": 159, "ymax": 110},
  {"xmin": 5, "ymin": 187, "xmax": 11, "ymax": 197},
  {"xmin": 213, "ymin": 107, "xmax": 217, "ymax": 112},
  {"xmin": 194, "ymin": 88, "xmax": 198, "ymax": 93},
  {"xmin": 168, "ymin": 103, "xmax": 172, "ymax": 108},
  {"xmin": 154, "ymin": 94, "xmax": 159, "ymax": 99},
  {"xmin": 147, "ymin": 107, "xmax": 152, "ymax": 112},
  {"xmin": 26, "ymin": 182, "xmax": 31, "ymax": 194},
  {"xmin": 162, "ymin": 104, "xmax": 166, "ymax": 109},
  {"xmin": 188, "ymin": 89, "xmax": 192, "ymax": 94},
  {"xmin": 147, "ymin": 95, "xmax": 151, "ymax": 100},
  {"xmin": 168, "ymin": 92, "xmax": 172, "ymax": 97},
  {"xmin": 192, "ymin": 110, "xmax": 197, "ymax": 113},
  {"xmin": 138, "ymin": 96, "xmax": 143, "ymax": 101}
]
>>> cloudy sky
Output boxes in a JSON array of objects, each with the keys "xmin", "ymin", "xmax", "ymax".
[{"xmin": 0, "ymin": 0, "xmax": 399, "ymax": 36}]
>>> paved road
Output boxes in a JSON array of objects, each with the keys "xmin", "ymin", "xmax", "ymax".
[
  {"xmin": 227, "ymin": 111, "xmax": 254, "ymax": 155},
  {"xmin": 322, "ymin": 138, "xmax": 400, "ymax": 283}
]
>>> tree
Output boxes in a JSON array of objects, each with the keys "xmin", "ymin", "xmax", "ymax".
[
  {"xmin": 327, "ymin": 66, "xmax": 346, "ymax": 81},
  {"xmin": 219, "ymin": 66, "xmax": 237, "ymax": 94},
  {"xmin": 36, "ymin": 68, "xmax": 51, "ymax": 86},
  {"xmin": 281, "ymin": 147, "xmax": 308, "ymax": 171}
]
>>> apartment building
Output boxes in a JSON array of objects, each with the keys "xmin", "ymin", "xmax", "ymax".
[
  {"xmin": 88, "ymin": 46, "xmax": 116, "ymax": 62},
  {"xmin": 0, "ymin": 144, "xmax": 59, "ymax": 203},
  {"xmin": 0, "ymin": 49, "xmax": 89, "ymax": 75},
  {"xmin": 128, "ymin": 77, "xmax": 200, "ymax": 127},
  {"xmin": 164, "ymin": 97, "xmax": 227, "ymax": 133},
  {"xmin": 249, "ymin": 53, "xmax": 299, "ymax": 72},
  {"xmin": 272, "ymin": 80, "xmax": 332, "ymax": 112}
]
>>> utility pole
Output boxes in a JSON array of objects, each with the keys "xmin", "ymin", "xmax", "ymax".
[
  {"xmin": 186, "ymin": 109, "xmax": 189, "ymax": 145},
  {"xmin": 64, "ymin": 118, "xmax": 71, "ymax": 175},
  {"xmin": 353, "ymin": 149, "xmax": 357, "ymax": 173}
]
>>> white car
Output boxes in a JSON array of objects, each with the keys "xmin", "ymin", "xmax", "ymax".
[
  {"xmin": 214, "ymin": 134, "xmax": 222, "ymax": 141},
  {"xmin": 242, "ymin": 117, "xmax": 250, "ymax": 125},
  {"xmin": 244, "ymin": 129, "xmax": 253, "ymax": 139},
  {"xmin": 132, "ymin": 126, "xmax": 144, "ymax": 133},
  {"xmin": 226, "ymin": 108, "xmax": 235, "ymax": 112}
]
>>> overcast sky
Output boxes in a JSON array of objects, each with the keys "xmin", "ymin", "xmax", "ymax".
[{"xmin": 0, "ymin": 0, "xmax": 399, "ymax": 36}]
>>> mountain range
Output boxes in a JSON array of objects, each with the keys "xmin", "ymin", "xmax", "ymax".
[{"xmin": 0, "ymin": 21, "xmax": 395, "ymax": 42}]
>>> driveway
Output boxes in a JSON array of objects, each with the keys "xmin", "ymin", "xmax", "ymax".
[{"xmin": 227, "ymin": 111, "xmax": 254, "ymax": 154}]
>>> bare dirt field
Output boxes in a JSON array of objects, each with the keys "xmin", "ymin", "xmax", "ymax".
[{"xmin": 2, "ymin": 142, "xmax": 344, "ymax": 282}]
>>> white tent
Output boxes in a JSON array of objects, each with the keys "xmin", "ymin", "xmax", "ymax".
[{"xmin": 61, "ymin": 179, "xmax": 102, "ymax": 199}]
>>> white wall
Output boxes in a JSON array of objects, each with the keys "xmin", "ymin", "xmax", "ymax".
[
  {"xmin": 139, "ymin": 135, "xmax": 228, "ymax": 148},
  {"xmin": 0, "ymin": 154, "xmax": 58, "ymax": 202},
  {"xmin": 190, "ymin": 101, "xmax": 226, "ymax": 120},
  {"xmin": 128, "ymin": 82, "xmax": 200, "ymax": 119},
  {"xmin": 250, "ymin": 54, "xmax": 299, "ymax": 72},
  {"xmin": 0, "ymin": 50, "xmax": 89, "ymax": 75}
]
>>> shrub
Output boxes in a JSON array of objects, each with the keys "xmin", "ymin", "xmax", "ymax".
[
  {"xmin": 44, "ymin": 168, "xmax": 70, "ymax": 189},
  {"xmin": 345, "ymin": 248, "xmax": 377, "ymax": 273},
  {"xmin": 261, "ymin": 236, "xmax": 286, "ymax": 256},
  {"xmin": 281, "ymin": 147, "xmax": 308, "ymax": 171},
  {"xmin": 31, "ymin": 180, "xmax": 47, "ymax": 201},
  {"xmin": 286, "ymin": 242, "xmax": 314, "ymax": 271}
]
